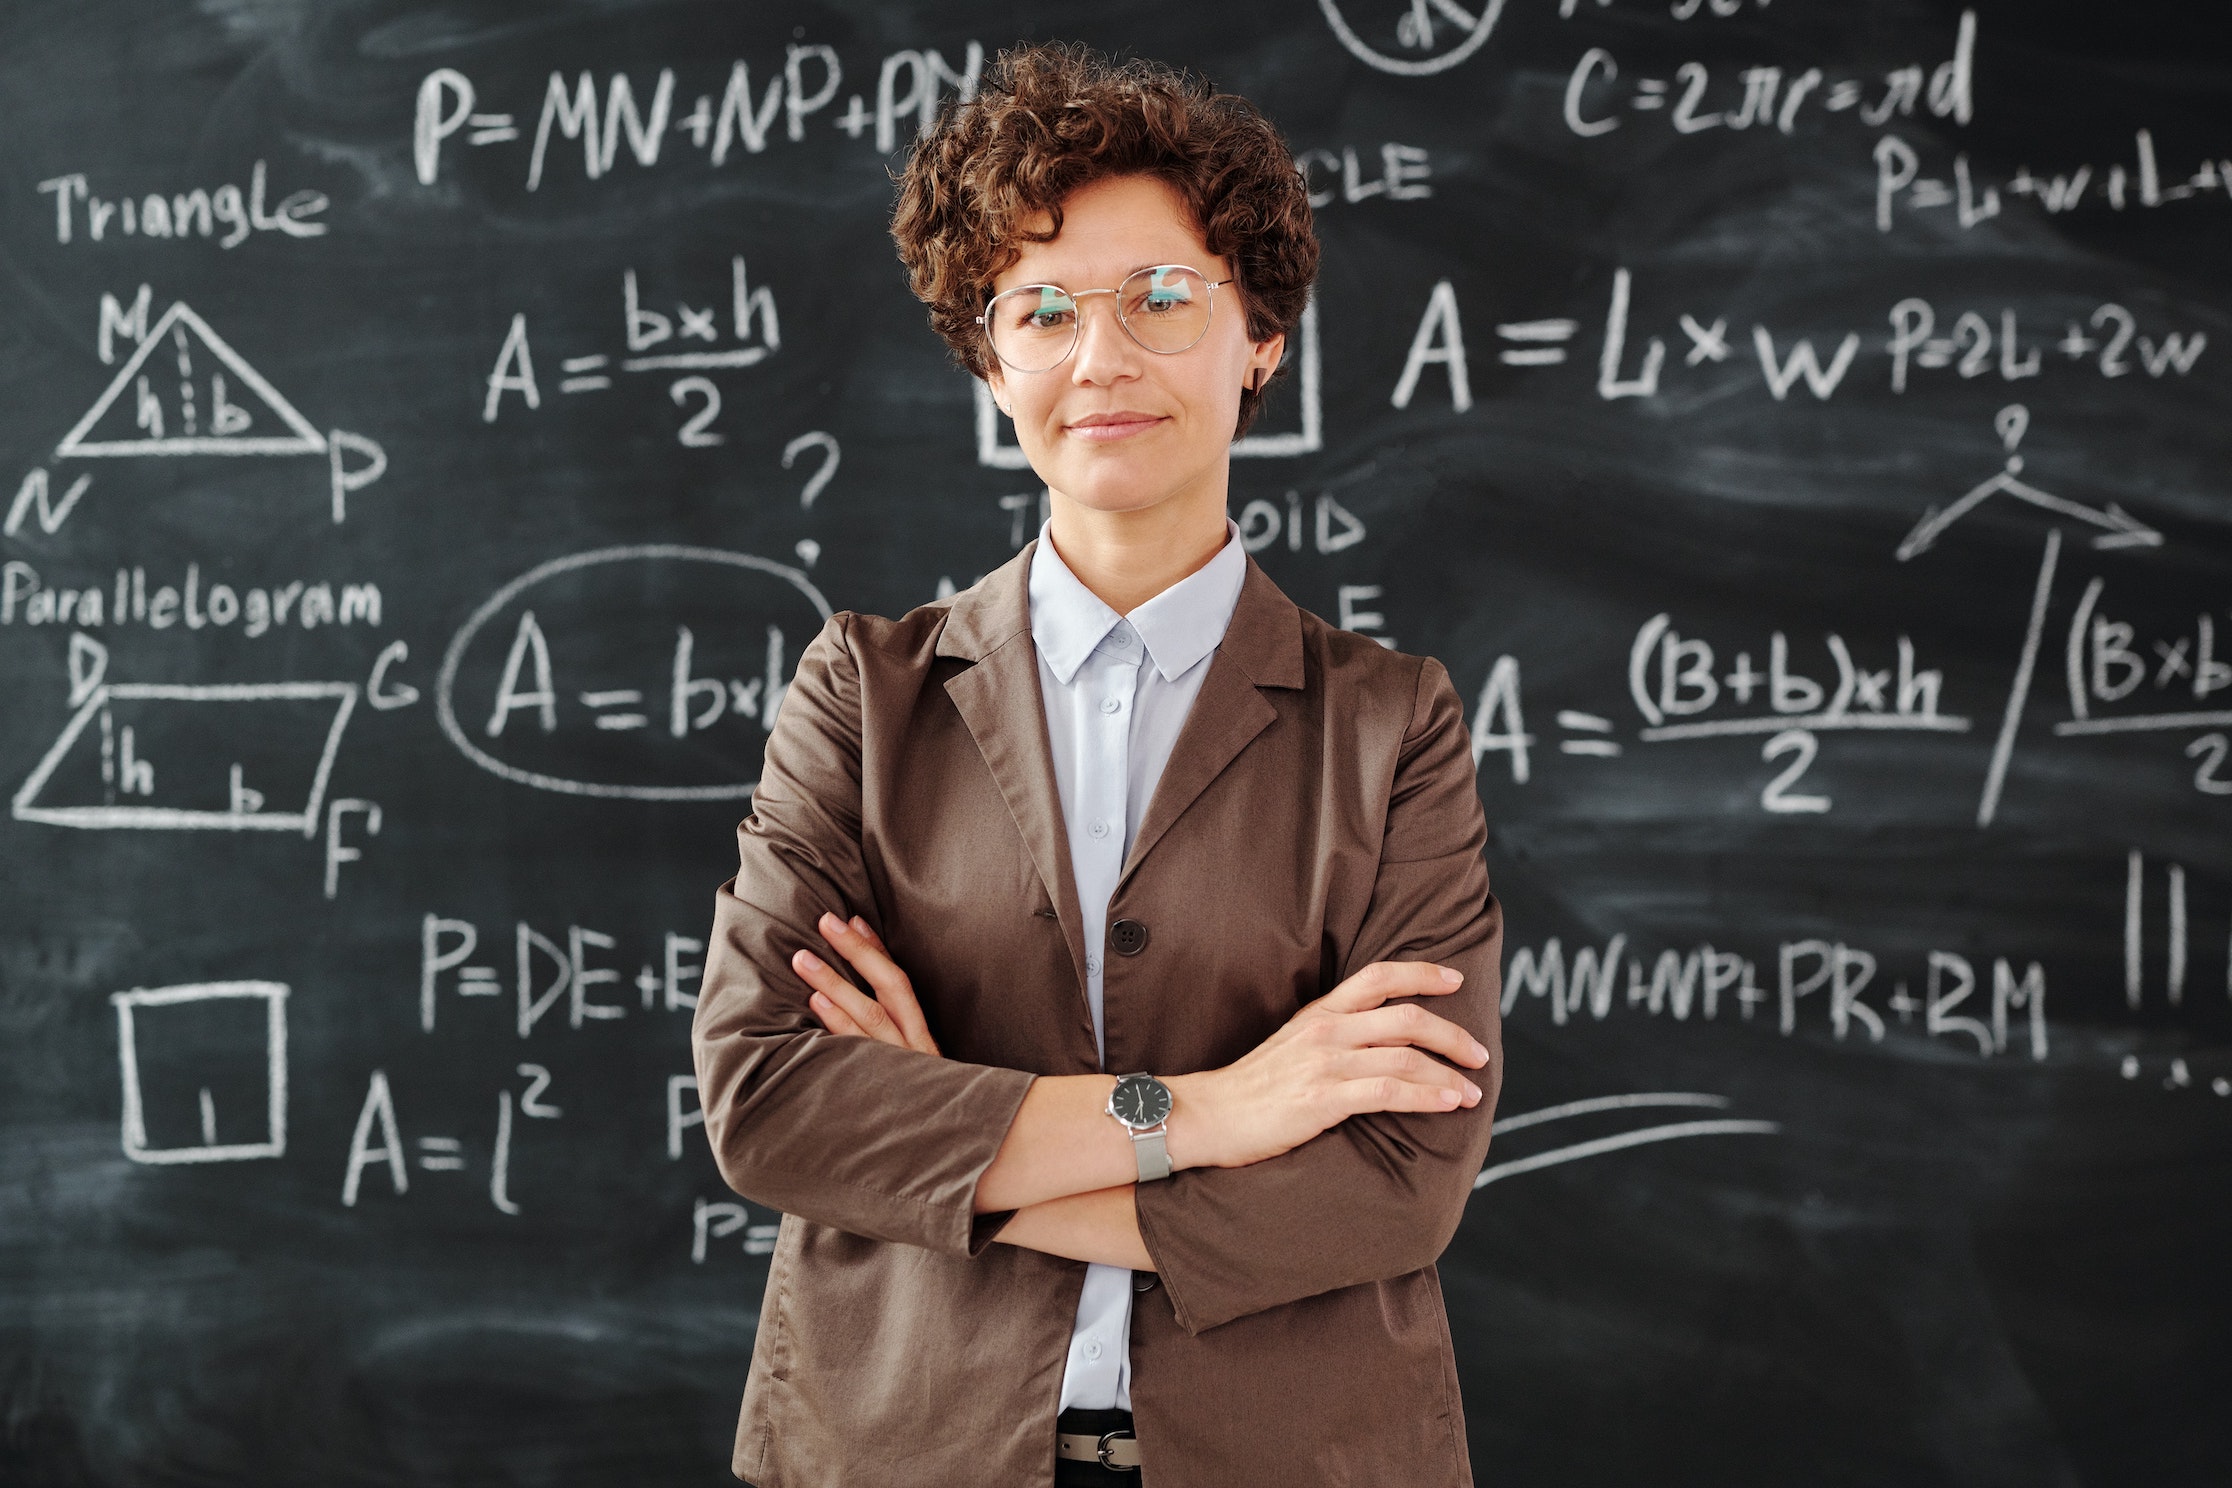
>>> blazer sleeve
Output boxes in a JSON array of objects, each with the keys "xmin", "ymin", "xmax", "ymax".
[
  {"xmin": 1132, "ymin": 653, "xmax": 1505, "ymax": 1335},
  {"xmin": 691, "ymin": 611, "xmax": 1038, "ymax": 1258}
]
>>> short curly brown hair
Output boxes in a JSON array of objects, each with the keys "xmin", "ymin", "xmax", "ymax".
[{"xmin": 890, "ymin": 42, "xmax": 1319, "ymax": 437}]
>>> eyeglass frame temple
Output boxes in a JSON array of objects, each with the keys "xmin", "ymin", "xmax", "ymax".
[{"xmin": 974, "ymin": 269, "xmax": 1235, "ymax": 370}]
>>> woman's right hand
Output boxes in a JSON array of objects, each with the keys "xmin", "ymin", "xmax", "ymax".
[{"xmin": 1164, "ymin": 960, "xmax": 1491, "ymax": 1172}]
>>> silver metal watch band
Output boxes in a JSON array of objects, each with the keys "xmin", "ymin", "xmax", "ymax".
[{"xmin": 1131, "ymin": 1126, "xmax": 1171, "ymax": 1182}]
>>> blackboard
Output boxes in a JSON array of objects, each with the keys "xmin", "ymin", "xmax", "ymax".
[{"xmin": 3, "ymin": 1, "xmax": 2228, "ymax": 1483}]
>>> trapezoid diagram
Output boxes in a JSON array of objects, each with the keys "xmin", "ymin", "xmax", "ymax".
[{"xmin": 12, "ymin": 682, "xmax": 358, "ymax": 833}]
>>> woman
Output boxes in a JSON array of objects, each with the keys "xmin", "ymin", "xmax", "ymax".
[{"xmin": 691, "ymin": 43, "xmax": 1504, "ymax": 1488}]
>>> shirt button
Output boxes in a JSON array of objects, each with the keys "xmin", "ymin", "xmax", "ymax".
[
  {"xmin": 1088, "ymin": 819, "xmax": 1109, "ymax": 838},
  {"xmin": 1100, "ymin": 696, "xmax": 1122, "ymax": 714},
  {"xmin": 1110, "ymin": 628, "xmax": 1133, "ymax": 648},
  {"xmin": 1084, "ymin": 1340, "xmax": 1103, "ymax": 1361},
  {"xmin": 1086, "ymin": 954, "xmax": 1100, "ymax": 975}
]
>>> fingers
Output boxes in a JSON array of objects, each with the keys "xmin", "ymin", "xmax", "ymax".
[
  {"xmin": 815, "ymin": 913, "xmax": 912, "ymax": 1007},
  {"xmin": 1343, "ymin": 1002, "xmax": 1493, "ymax": 1069},
  {"xmin": 791, "ymin": 948, "xmax": 905, "ymax": 1047},
  {"xmin": 805, "ymin": 983, "xmax": 871, "ymax": 1038},
  {"xmin": 793, "ymin": 912, "xmax": 942, "ymax": 1057},
  {"xmin": 1317, "ymin": 959, "xmax": 1465, "ymax": 1015},
  {"xmin": 815, "ymin": 912, "xmax": 940, "ymax": 1055},
  {"xmin": 1337, "ymin": 1045, "xmax": 1483, "ymax": 1107},
  {"xmin": 1334, "ymin": 1073, "xmax": 1482, "ymax": 1116},
  {"xmin": 842, "ymin": 914, "xmax": 890, "ymax": 953}
]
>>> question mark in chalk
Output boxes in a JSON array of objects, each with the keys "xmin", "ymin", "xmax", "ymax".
[
  {"xmin": 782, "ymin": 431, "xmax": 841, "ymax": 568},
  {"xmin": 1994, "ymin": 404, "xmax": 2029, "ymax": 472}
]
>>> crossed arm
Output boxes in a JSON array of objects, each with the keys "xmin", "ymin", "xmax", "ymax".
[
  {"xmin": 792, "ymin": 912, "xmax": 1491, "ymax": 1270},
  {"xmin": 798, "ymin": 922, "xmax": 1157, "ymax": 1268},
  {"xmin": 693, "ymin": 616, "xmax": 1504, "ymax": 1333}
]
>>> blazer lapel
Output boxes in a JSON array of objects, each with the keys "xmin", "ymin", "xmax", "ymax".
[
  {"xmin": 938, "ymin": 545, "xmax": 1094, "ymax": 1020},
  {"xmin": 935, "ymin": 539, "xmax": 1308, "ymax": 1003},
  {"xmin": 1114, "ymin": 553, "xmax": 1304, "ymax": 896}
]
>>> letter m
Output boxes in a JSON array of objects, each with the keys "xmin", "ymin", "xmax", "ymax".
[
  {"xmin": 339, "ymin": 584, "xmax": 382, "ymax": 626},
  {"xmin": 1503, "ymin": 940, "xmax": 1570, "ymax": 1026},
  {"xmin": 1992, "ymin": 959, "xmax": 2047, "ymax": 1060},
  {"xmin": 100, "ymin": 284, "xmax": 152, "ymax": 365},
  {"xmin": 528, "ymin": 71, "xmax": 602, "ymax": 190}
]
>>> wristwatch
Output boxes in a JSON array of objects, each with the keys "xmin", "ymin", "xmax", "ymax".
[{"xmin": 1106, "ymin": 1072, "xmax": 1174, "ymax": 1182}]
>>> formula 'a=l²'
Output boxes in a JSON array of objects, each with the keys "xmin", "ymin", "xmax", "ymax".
[{"xmin": 341, "ymin": 1064, "xmax": 561, "ymax": 1214}]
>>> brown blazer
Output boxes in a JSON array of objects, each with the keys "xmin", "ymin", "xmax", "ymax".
[{"xmin": 692, "ymin": 537, "xmax": 1505, "ymax": 1488}]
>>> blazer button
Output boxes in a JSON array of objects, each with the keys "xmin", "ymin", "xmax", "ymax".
[
  {"xmin": 1133, "ymin": 1272, "xmax": 1159, "ymax": 1293},
  {"xmin": 1109, "ymin": 919, "xmax": 1149, "ymax": 956}
]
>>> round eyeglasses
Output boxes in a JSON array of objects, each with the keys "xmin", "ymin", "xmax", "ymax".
[{"xmin": 977, "ymin": 264, "xmax": 1233, "ymax": 374}]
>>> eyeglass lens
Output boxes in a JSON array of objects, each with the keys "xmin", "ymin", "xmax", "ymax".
[{"xmin": 984, "ymin": 265, "xmax": 1215, "ymax": 372}]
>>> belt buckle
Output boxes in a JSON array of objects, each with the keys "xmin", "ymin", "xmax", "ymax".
[{"xmin": 1096, "ymin": 1428, "xmax": 1138, "ymax": 1472}]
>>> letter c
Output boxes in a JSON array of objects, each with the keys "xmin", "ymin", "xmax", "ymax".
[
  {"xmin": 1565, "ymin": 49, "xmax": 1621, "ymax": 138},
  {"xmin": 367, "ymin": 639, "xmax": 420, "ymax": 711}
]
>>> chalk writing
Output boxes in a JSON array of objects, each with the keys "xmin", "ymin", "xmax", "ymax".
[
  {"xmin": 413, "ymin": 45, "xmax": 985, "ymax": 191},
  {"xmin": 1471, "ymin": 1092, "xmax": 1781, "ymax": 1190},
  {"xmin": 1295, "ymin": 144, "xmax": 1435, "ymax": 207},
  {"xmin": 482, "ymin": 258, "xmax": 780, "ymax": 446},
  {"xmin": 1316, "ymin": 0, "xmax": 1508, "ymax": 77},
  {"xmin": 341, "ymin": 1063, "xmax": 562, "ymax": 1214},
  {"xmin": 435, "ymin": 546, "xmax": 829, "ymax": 800},
  {"xmin": 35, "ymin": 294, "xmax": 386, "ymax": 523},
  {"xmin": 1563, "ymin": 13, "xmax": 1975, "ymax": 139},
  {"xmin": 111, "ymin": 981, "xmax": 288, "ymax": 1163},
  {"xmin": 1, "ymin": 563, "xmax": 383, "ymax": 633},
  {"xmin": 418, "ymin": 912, "xmax": 702, "ymax": 1037},
  {"xmin": 1503, "ymin": 933, "xmax": 2049, "ymax": 1059},
  {"xmin": 1875, "ymin": 129, "xmax": 2232, "ymax": 231},
  {"xmin": 14, "ymin": 680, "xmax": 358, "ymax": 836},
  {"xmin": 35, "ymin": 162, "xmax": 328, "ymax": 246}
]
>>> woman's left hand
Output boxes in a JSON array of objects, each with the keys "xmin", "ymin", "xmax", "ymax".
[{"xmin": 792, "ymin": 912, "xmax": 942, "ymax": 1056}]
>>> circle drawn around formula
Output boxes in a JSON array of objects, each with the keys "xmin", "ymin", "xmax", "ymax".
[
  {"xmin": 435, "ymin": 544, "xmax": 832, "ymax": 801},
  {"xmin": 1317, "ymin": 0, "xmax": 1508, "ymax": 77}
]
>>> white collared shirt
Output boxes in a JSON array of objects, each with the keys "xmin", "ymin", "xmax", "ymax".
[{"xmin": 1025, "ymin": 513, "xmax": 1248, "ymax": 1413}]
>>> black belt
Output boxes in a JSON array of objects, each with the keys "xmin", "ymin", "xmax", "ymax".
[{"xmin": 1055, "ymin": 1405, "xmax": 1140, "ymax": 1472}]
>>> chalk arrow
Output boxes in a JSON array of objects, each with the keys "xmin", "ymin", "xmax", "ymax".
[
  {"xmin": 1896, "ymin": 458, "xmax": 2164, "ymax": 561},
  {"xmin": 2089, "ymin": 503, "xmax": 2164, "ymax": 550}
]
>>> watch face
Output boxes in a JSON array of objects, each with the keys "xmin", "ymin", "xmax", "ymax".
[{"xmin": 1112, "ymin": 1075, "xmax": 1172, "ymax": 1127}]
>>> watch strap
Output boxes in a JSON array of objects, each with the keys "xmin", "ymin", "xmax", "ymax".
[
  {"xmin": 1109, "ymin": 1073, "xmax": 1174, "ymax": 1183},
  {"xmin": 1131, "ymin": 1126, "xmax": 1171, "ymax": 1183}
]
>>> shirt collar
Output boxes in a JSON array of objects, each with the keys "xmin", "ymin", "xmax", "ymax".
[{"xmin": 1027, "ymin": 515, "xmax": 1247, "ymax": 686}]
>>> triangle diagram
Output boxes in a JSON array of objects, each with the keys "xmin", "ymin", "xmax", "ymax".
[{"xmin": 56, "ymin": 302, "xmax": 327, "ymax": 458}]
